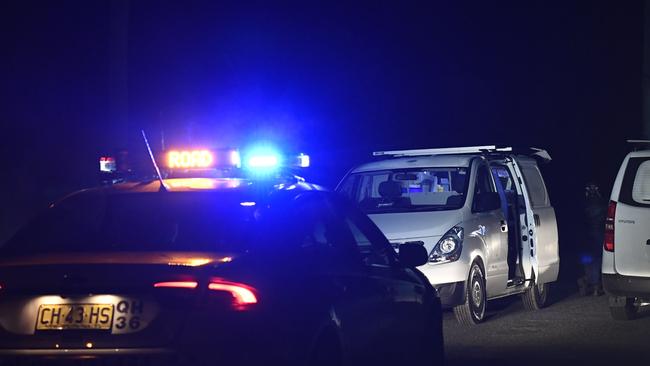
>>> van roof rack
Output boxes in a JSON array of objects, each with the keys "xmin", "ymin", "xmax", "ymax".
[
  {"xmin": 372, "ymin": 145, "xmax": 552, "ymax": 162},
  {"xmin": 372, "ymin": 145, "xmax": 507, "ymax": 157}
]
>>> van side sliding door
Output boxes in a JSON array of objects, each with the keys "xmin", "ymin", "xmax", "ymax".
[
  {"xmin": 515, "ymin": 157, "xmax": 559, "ymax": 285},
  {"xmin": 503, "ymin": 157, "xmax": 539, "ymax": 285}
]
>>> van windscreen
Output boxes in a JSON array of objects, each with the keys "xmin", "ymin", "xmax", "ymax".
[{"xmin": 339, "ymin": 168, "xmax": 469, "ymax": 214}]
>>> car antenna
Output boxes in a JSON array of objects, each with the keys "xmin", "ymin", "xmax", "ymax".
[{"xmin": 141, "ymin": 129, "xmax": 168, "ymax": 192}]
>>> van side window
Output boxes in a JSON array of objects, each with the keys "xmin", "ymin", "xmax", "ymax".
[
  {"xmin": 620, "ymin": 157, "xmax": 650, "ymax": 207},
  {"xmin": 632, "ymin": 160, "xmax": 650, "ymax": 204},
  {"xmin": 472, "ymin": 164, "xmax": 496, "ymax": 212},
  {"xmin": 520, "ymin": 165, "xmax": 549, "ymax": 208},
  {"xmin": 474, "ymin": 165, "xmax": 495, "ymax": 195},
  {"xmin": 491, "ymin": 166, "xmax": 516, "ymax": 193},
  {"xmin": 490, "ymin": 166, "xmax": 517, "ymax": 218}
]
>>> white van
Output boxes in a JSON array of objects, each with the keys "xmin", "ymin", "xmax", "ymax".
[
  {"xmin": 602, "ymin": 141, "xmax": 650, "ymax": 320},
  {"xmin": 337, "ymin": 146, "xmax": 560, "ymax": 325}
]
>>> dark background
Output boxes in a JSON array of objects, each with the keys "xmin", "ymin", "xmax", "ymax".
[{"xmin": 0, "ymin": 1, "xmax": 645, "ymax": 280}]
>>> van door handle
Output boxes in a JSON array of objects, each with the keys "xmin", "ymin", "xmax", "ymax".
[
  {"xmin": 534, "ymin": 214, "xmax": 541, "ymax": 227},
  {"xmin": 500, "ymin": 220, "xmax": 508, "ymax": 232},
  {"xmin": 646, "ymin": 239, "xmax": 650, "ymax": 246}
]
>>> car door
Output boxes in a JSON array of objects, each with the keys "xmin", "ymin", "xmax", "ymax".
[
  {"xmin": 505, "ymin": 157, "xmax": 539, "ymax": 284},
  {"xmin": 489, "ymin": 163, "xmax": 520, "ymax": 281},
  {"xmin": 517, "ymin": 157, "xmax": 559, "ymax": 284},
  {"xmin": 291, "ymin": 193, "xmax": 387, "ymax": 361},
  {"xmin": 470, "ymin": 162, "xmax": 509, "ymax": 295},
  {"xmin": 332, "ymin": 196, "xmax": 429, "ymax": 361}
]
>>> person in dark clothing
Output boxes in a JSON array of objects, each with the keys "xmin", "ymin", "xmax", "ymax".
[{"xmin": 578, "ymin": 182, "xmax": 607, "ymax": 296}]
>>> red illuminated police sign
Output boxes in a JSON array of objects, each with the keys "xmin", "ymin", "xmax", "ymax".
[{"xmin": 167, "ymin": 150, "xmax": 214, "ymax": 169}]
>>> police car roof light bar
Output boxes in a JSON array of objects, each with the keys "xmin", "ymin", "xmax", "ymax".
[
  {"xmin": 372, "ymin": 145, "xmax": 510, "ymax": 157},
  {"xmin": 141, "ymin": 129, "xmax": 169, "ymax": 192}
]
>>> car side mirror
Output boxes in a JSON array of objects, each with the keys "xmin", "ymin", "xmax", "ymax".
[
  {"xmin": 474, "ymin": 192, "xmax": 501, "ymax": 212},
  {"xmin": 398, "ymin": 243, "xmax": 428, "ymax": 267}
]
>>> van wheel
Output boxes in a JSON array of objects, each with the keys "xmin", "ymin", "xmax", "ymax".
[
  {"xmin": 453, "ymin": 262, "xmax": 486, "ymax": 326},
  {"xmin": 522, "ymin": 280, "xmax": 549, "ymax": 310},
  {"xmin": 609, "ymin": 296, "xmax": 638, "ymax": 321}
]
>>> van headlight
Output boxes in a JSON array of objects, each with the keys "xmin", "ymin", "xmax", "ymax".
[{"xmin": 429, "ymin": 226, "xmax": 463, "ymax": 263}]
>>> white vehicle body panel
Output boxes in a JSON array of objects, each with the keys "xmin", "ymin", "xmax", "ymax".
[
  {"xmin": 614, "ymin": 203, "xmax": 650, "ymax": 276},
  {"xmin": 368, "ymin": 210, "xmax": 463, "ymax": 253},
  {"xmin": 533, "ymin": 206, "xmax": 560, "ymax": 283},
  {"xmin": 462, "ymin": 209, "xmax": 509, "ymax": 297},
  {"xmin": 604, "ymin": 149, "xmax": 650, "ymax": 277}
]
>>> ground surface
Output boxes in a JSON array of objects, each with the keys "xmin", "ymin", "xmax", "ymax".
[{"xmin": 443, "ymin": 282, "xmax": 650, "ymax": 366}]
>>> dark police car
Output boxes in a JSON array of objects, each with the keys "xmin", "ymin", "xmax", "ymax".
[{"xmin": 0, "ymin": 147, "xmax": 443, "ymax": 365}]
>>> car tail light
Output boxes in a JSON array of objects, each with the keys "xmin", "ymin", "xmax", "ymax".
[
  {"xmin": 153, "ymin": 281, "xmax": 199, "ymax": 289},
  {"xmin": 208, "ymin": 279, "xmax": 258, "ymax": 309},
  {"xmin": 604, "ymin": 200, "xmax": 616, "ymax": 252}
]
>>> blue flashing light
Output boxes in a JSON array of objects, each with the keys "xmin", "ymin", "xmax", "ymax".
[
  {"xmin": 247, "ymin": 154, "xmax": 280, "ymax": 168},
  {"xmin": 241, "ymin": 144, "xmax": 310, "ymax": 175},
  {"xmin": 242, "ymin": 144, "xmax": 283, "ymax": 173}
]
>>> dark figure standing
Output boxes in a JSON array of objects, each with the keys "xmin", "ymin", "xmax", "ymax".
[{"xmin": 578, "ymin": 182, "xmax": 606, "ymax": 296}]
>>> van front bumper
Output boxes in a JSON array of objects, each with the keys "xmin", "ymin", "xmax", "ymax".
[
  {"xmin": 603, "ymin": 273, "xmax": 650, "ymax": 298},
  {"xmin": 433, "ymin": 281, "xmax": 466, "ymax": 308},
  {"xmin": 418, "ymin": 260, "xmax": 470, "ymax": 308}
]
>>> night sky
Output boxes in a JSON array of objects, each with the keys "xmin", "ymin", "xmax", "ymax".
[{"xmin": 0, "ymin": 1, "xmax": 645, "ymax": 276}]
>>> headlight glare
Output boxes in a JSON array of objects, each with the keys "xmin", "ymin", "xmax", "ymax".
[
  {"xmin": 429, "ymin": 226, "xmax": 464, "ymax": 263},
  {"xmin": 439, "ymin": 238, "xmax": 456, "ymax": 254}
]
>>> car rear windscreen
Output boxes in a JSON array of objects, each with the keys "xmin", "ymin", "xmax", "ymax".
[{"xmin": 1, "ymin": 192, "xmax": 265, "ymax": 254}]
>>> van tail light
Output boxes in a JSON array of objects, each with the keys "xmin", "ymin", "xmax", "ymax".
[
  {"xmin": 604, "ymin": 200, "xmax": 616, "ymax": 252},
  {"xmin": 208, "ymin": 279, "xmax": 258, "ymax": 309}
]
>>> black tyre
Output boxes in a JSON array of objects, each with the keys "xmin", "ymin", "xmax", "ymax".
[
  {"xmin": 453, "ymin": 261, "xmax": 486, "ymax": 326},
  {"xmin": 522, "ymin": 281, "xmax": 549, "ymax": 310},
  {"xmin": 609, "ymin": 296, "xmax": 638, "ymax": 321}
]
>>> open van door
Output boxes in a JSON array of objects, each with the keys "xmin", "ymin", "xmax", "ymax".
[
  {"xmin": 505, "ymin": 157, "xmax": 539, "ymax": 286},
  {"xmin": 516, "ymin": 157, "xmax": 559, "ymax": 285}
]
